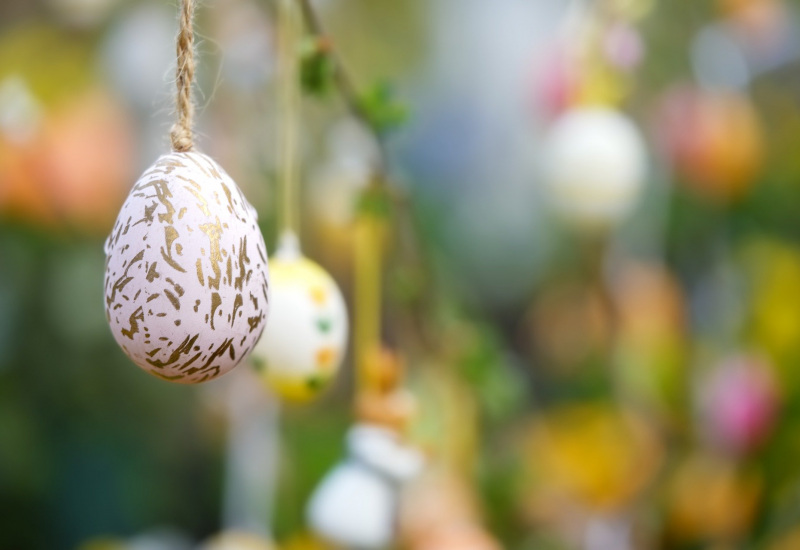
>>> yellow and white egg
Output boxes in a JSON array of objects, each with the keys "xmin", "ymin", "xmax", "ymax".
[
  {"xmin": 251, "ymin": 237, "xmax": 347, "ymax": 401},
  {"xmin": 104, "ymin": 151, "xmax": 270, "ymax": 384}
]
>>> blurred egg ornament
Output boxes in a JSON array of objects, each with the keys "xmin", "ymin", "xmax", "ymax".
[
  {"xmin": 654, "ymin": 86, "xmax": 764, "ymax": 202},
  {"xmin": 104, "ymin": 152, "xmax": 270, "ymax": 383},
  {"xmin": 39, "ymin": 90, "xmax": 134, "ymax": 233},
  {"xmin": 250, "ymin": 234, "xmax": 347, "ymax": 401},
  {"xmin": 666, "ymin": 452, "xmax": 762, "ymax": 542},
  {"xmin": 543, "ymin": 107, "xmax": 648, "ymax": 227},
  {"xmin": 307, "ymin": 424, "xmax": 424, "ymax": 549},
  {"xmin": 699, "ymin": 355, "xmax": 779, "ymax": 454}
]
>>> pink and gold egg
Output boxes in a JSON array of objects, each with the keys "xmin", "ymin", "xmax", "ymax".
[{"xmin": 104, "ymin": 151, "xmax": 270, "ymax": 384}]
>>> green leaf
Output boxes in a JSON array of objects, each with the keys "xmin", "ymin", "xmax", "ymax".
[
  {"xmin": 299, "ymin": 37, "xmax": 335, "ymax": 96},
  {"xmin": 358, "ymin": 81, "xmax": 408, "ymax": 134}
]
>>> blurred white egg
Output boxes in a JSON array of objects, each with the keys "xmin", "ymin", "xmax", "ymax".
[
  {"xmin": 104, "ymin": 151, "xmax": 270, "ymax": 384},
  {"xmin": 308, "ymin": 424, "xmax": 424, "ymax": 549},
  {"xmin": 250, "ymin": 234, "xmax": 347, "ymax": 402},
  {"xmin": 543, "ymin": 107, "xmax": 648, "ymax": 227}
]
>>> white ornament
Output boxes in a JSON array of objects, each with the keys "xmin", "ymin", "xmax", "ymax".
[
  {"xmin": 104, "ymin": 151, "xmax": 270, "ymax": 384},
  {"xmin": 250, "ymin": 234, "xmax": 347, "ymax": 401},
  {"xmin": 543, "ymin": 107, "xmax": 648, "ymax": 226},
  {"xmin": 307, "ymin": 424, "xmax": 424, "ymax": 549}
]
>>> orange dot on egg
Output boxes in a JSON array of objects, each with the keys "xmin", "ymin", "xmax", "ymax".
[{"xmin": 316, "ymin": 347, "xmax": 337, "ymax": 370}]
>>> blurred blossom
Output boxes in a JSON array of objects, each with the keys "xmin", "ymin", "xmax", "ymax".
[
  {"xmin": 0, "ymin": 126, "xmax": 54, "ymax": 225},
  {"xmin": 38, "ymin": 89, "xmax": 135, "ymax": 233},
  {"xmin": 1, "ymin": 88, "xmax": 133, "ymax": 232},
  {"xmin": 0, "ymin": 75, "xmax": 42, "ymax": 143},
  {"xmin": 653, "ymin": 86, "xmax": 764, "ymax": 203},
  {"xmin": 698, "ymin": 355, "xmax": 780, "ymax": 455},
  {"xmin": 666, "ymin": 452, "xmax": 762, "ymax": 543}
]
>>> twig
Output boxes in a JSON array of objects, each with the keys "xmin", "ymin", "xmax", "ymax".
[{"xmin": 293, "ymin": 0, "xmax": 387, "ymax": 172}]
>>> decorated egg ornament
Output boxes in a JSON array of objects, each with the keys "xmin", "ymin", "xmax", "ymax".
[
  {"xmin": 104, "ymin": 151, "xmax": 270, "ymax": 383},
  {"xmin": 251, "ymin": 234, "xmax": 348, "ymax": 401},
  {"xmin": 543, "ymin": 107, "xmax": 648, "ymax": 227}
]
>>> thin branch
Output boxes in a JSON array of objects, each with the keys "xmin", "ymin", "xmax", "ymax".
[{"xmin": 293, "ymin": 0, "xmax": 388, "ymax": 172}]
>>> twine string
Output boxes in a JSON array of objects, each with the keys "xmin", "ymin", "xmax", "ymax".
[{"xmin": 171, "ymin": 0, "xmax": 196, "ymax": 152}]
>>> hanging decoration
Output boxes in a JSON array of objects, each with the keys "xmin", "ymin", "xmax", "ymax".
[
  {"xmin": 307, "ymin": 348, "xmax": 424, "ymax": 549},
  {"xmin": 252, "ymin": 234, "xmax": 348, "ymax": 402},
  {"xmin": 542, "ymin": 106, "xmax": 647, "ymax": 227},
  {"xmin": 103, "ymin": 0, "xmax": 270, "ymax": 384},
  {"xmin": 538, "ymin": 0, "xmax": 651, "ymax": 229},
  {"xmin": 654, "ymin": 85, "xmax": 765, "ymax": 203},
  {"xmin": 250, "ymin": 0, "xmax": 348, "ymax": 401}
]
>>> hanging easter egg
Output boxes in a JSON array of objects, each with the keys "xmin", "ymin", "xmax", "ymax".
[
  {"xmin": 542, "ymin": 107, "xmax": 648, "ymax": 227},
  {"xmin": 250, "ymin": 235, "xmax": 347, "ymax": 401},
  {"xmin": 307, "ymin": 424, "xmax": 424, "ymax": 549},
  {"xmin": 654, "ymin": 86, "xmax": 764, "ymax": 202},
  {"xmin": 698, "ymin": 355, "xmax": 779, "ymax": 455},
  {"xmin": 104, "ymin": 151, "xmax": 270, "ymax": 384},
  {"xmin": 665, "ymin": 451, "xmax": 762, "ymax": 542}
]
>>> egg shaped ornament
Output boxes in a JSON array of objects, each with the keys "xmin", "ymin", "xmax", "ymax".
[
  {"xmin": 542, "ymin": 107, "xmax": 648, "ymax": 228},
  {"xmin": 104, "ymin": 152, "xmax": 270, "ymax": 383},
  {"xmin": 251, "ymin": 234, "xmax": 348, "ymax": 402}
]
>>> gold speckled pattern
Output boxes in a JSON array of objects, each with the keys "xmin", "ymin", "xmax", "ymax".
[{"xmin": 104, "ymin": 152, "xmax": 270, "ymax": 384}]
